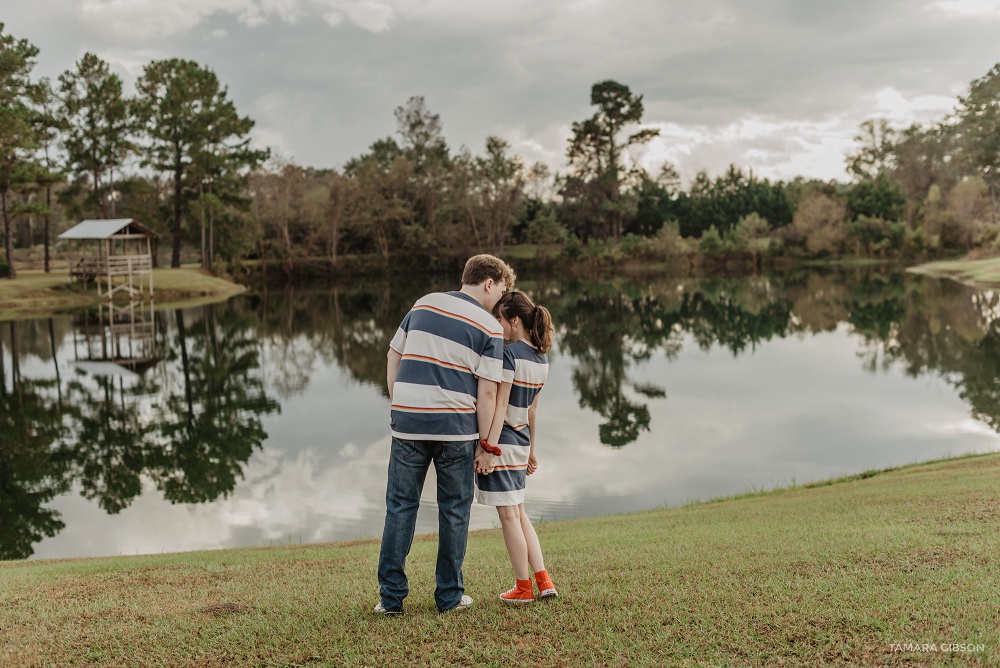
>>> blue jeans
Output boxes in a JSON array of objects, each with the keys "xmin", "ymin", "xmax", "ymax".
[{"xmin": 377, "ymin": 437, "xmax": 476, "ymax": 612}]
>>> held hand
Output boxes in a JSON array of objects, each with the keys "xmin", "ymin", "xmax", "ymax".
[
  {"xmin": 526, "ymin": 453, "xmax": 538, "ymax": 475},
  {"xmin": 474, "ymin": 450, "xmax": 496, "ymax": 475}
]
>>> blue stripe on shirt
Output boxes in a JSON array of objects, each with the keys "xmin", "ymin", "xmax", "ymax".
[
  {"xmin": 508, "ymin": 384, "xmax": 540, "ymax": 409},
  {"xmin": 390, "ymin": 409, "xmax": 479, "ymax": 438},
  {"xmin": 396, "ymin": 359, "xmax": 479, "ymax": 396},
  {"xmin": 407, "ymin": 308, "xmax": 501, "ymax": 362}
]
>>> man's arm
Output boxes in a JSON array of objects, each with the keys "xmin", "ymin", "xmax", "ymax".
[{"xmin": 386, "ymin": 348, "xmax": 403, "ymax": 400}]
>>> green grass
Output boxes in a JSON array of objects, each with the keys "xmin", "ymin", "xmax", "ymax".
[
  {"xmin": 0, "ymin": 267, "xmax": 245, "ymax": 321},
  {"xmin": 2, "ymin": 454, "xmax": 999, "ymax": 666},
  {"xmin": 907, "ymin": 256, "xmax": 1000, "ymax": 288}
]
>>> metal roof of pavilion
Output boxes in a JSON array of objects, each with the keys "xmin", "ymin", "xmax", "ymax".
[{"xmin": 58, "ymin": 218, "xmax": 159, "ymax": 240}]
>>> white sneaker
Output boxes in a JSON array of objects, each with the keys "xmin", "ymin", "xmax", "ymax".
[
  {"xmin": 440, "ymin": 595, "xmax": 473, "ymax": 613},
  {"xmin": 374, "ymin": 601, "xmax": 403, "ymax": 615}
]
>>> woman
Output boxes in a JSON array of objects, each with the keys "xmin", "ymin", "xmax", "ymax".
[{"xmin": 475, "ymin": 290, "xmax": 558, "ymax": 603}]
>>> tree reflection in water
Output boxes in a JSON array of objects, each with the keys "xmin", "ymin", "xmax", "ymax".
[
  {"xmin": 0, "ymin": 303, "xmax": 278, "ymax": 559},
  {"xmin": 5, "ymin": 267, "xmax": 1000, "ymax": 558}
]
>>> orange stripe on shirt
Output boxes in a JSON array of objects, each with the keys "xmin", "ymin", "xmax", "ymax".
[
  {"xmin": 391, "ymin": 405, "xmax": 476, "ymax": 413},
  {"xmin": 492, "ymin": 464, "xmax": 528, "ymax": 471},
  {"xmin": 413, "ymin": 304, "xmax": 503, "ymax": 337},
  {"xmin": 513, "ymin": 379, "xmax": 545, "ymax": 388}
]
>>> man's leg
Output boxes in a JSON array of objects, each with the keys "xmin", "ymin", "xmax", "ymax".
[
  {"xmin": 432, "ymin": 439, "xmax": 476, "ymax": 611},
  {"xmin": 377, "ymin": 438, "xmax": 431, "ymax": 611}
]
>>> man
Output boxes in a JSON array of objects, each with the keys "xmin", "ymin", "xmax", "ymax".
[{"xmin": 376, "ymin": 254, "xmax": 516, "ymax": 614}]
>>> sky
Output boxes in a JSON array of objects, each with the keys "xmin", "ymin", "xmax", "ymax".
[{"xmin": 4, "ymin": 0, "xmax": 1000, "ymax": 184}]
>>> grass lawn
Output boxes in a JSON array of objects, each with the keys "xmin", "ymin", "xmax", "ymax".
[
  {"xmin": 1, "ymin": 454, "xmax": 998, "ymax": 667},
  {"xmin": 907, "ymin": 256, "xmax": 1000, "ymax": 289},
  {"xmin": 0, "ymin": 267, "xmax": 246, "ymax": 321}
]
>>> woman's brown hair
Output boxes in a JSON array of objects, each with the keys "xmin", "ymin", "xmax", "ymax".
[{"xmin": 493, "ymin": 290, "xmax": 553, "ymax": 354}]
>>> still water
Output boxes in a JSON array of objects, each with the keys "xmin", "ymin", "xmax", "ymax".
[{"xmin": 2, "ymin": 267, "xmax": 998, "ymax": 560}]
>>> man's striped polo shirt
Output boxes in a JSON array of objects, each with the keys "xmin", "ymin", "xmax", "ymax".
[{"xmin": 389, "ymin": 291, "xmax": 504, "ymax": 441}]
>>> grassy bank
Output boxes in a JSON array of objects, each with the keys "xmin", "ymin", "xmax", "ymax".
[
  {"xmin": 907, "ymin": 256, "xmax": 1000, "ymax": 289},
  {"xmin": 1, "ymin": 455, "xmax": 998, "ymax": 667},
  {"xmin": 0, "ymin": 267, "xmax": 246, "ymax": 321}
]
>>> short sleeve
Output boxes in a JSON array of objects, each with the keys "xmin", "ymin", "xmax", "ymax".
[
  {"xmin": 501, "ymin": 346, "xmax": 516, "ymax": 384},
  {"xmin": 474, "ymin": 334, "xmax": 504, "ymax": 382},
  {"xmin": 389, "ymin": 311, "xmax": 412, "ymax": 353}
]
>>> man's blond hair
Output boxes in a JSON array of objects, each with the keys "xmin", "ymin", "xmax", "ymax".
[{"xmin": 461, "ymin": 254, "xmax": 516, "ymax": 290}]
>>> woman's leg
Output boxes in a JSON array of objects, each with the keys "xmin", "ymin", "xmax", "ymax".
[
  {"xmin": 518, "ymin": 504, "xmax": 545, "ymax": 573},
  {"xmin": 497, "ymin": 505, "xmax": 531, "ymax": 580}
]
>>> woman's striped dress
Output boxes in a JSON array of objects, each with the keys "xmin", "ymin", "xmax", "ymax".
[{"xmin": 475, "ymin": 340, "xmax": 549, "ymax": 506}]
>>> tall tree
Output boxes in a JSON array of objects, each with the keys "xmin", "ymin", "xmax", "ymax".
[
  {"xmin": 31, "ymin": 79, "xmax": 64, "ymax": 273},
  {"xmin": 191, "ymin": 96, "xmax": 267, "ymax": 272},
  {"xmin": 135, "ymin": 59, "xmax": 260, "ymax": 267},
  {"xmin": 0, "ymin": 24, "xmax": 43, "ymax": 279},
  {"xmin": 58, "ymin": 53, "xmax": 132, "ymax": 219},
  {"xmin": 393, "ymin": 96, "xmax": 450, "ymax": 240},
  {"xmin": 846, "ymin": 119, "xmax": 897, "ymax": 182},
  {"xmin": 564, "ymin": 80, "xmax": 659, "ymax": 241},
  {"xmin": 465, "ymin": 136, "xmax": 525, "ymax": 253},
  {"xmin": 954, "ymin": 62, "xmax": 1000, "ymax": 223}
]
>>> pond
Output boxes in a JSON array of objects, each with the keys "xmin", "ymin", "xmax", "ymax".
[{"xmin": 2, "ymin": 267, "xmax": 998, "ymax": 560}]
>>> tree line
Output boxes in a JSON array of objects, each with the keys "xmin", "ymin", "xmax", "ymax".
[{"xmin": 3, "ymin": 20, "xmax": 1000, "ymax": 280}]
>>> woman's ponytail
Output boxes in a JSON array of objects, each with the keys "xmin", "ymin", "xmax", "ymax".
[
  {"xmin": 529, "ymin": 304, "xmax": 554, "ymax": 354},
  {"xmin": 493, "ymin": 290, "xmax": 554, "ymax": 354}
]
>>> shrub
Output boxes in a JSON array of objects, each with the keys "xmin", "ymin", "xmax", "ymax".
[
  {"xmin": 652, "ymin": 221, "xmax": 684, "ymax": 256},
  {"xmin": 924, "ymin": 209, "xmax": 979, "ymax": 250},
  {"xmin": 699, "ymin": 225, "xmax": 724, "ymax": 255},
  {"xmin": 619, "ymin": 233, "xmax": 655, "ymax": 258},
  {"xmin": 791, "ymin": 192, "xmax": 848, "ymax": 256},
  {"xmin": 727, "ymin": 212, "xmax": 771, "ymax": 251},
  {"xmin": 524, "ymin": 209, "xmax": 568, "ymax": 244},
  {"xmin": 560, "ymin": 235, "xmax": 584, "ymax": 258}
]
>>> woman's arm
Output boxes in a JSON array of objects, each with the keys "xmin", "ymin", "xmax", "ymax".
[
  {"xmin": 487, "ymin": 381, "xmax": 513, "ymax": 446},
  {"xmin": 476, "ymin": 381, "xmax": 512, "ymax": 475},
  {"xmin": 527, "ymin": 391, "xmax": 541, "ymax": 474}
]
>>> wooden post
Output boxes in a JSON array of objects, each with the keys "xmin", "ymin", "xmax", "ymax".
[
  {"xmin": 147, "ymin": 236, "xmax": 154, "ymax": 297},
  {"xmin": 106, "ymin": 239, "xmax": 112, "ymax": 300}
]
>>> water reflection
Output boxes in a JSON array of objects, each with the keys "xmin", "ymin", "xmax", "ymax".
[
  {"xmin": 2, "ymin": 267, "xmax": 1000, "ymax": 559},
  {"xmin": 0, "ymin": 303, "xmax": 279, "ymax": 559}
]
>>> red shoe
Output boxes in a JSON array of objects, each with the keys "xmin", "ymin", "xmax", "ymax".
[
  {"xmin": 534, "ymin": 570, "xmax": 558, "ymax": 599},
  {"xmin": 499, "ymin": 578, "xmax": 535, "ymax": 603}
]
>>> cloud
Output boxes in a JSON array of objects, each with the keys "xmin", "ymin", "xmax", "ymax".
[
  {"xmin": 931, "ymin": 0, "xmax": 1000, "ymax": 16},
  {"xmin": 7, "ymin": 0, "xmax": 1000, "ymax": 179}
]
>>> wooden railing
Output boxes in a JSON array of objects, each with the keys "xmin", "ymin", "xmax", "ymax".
[{"xmin": 69, "ymin": 254, "xmax": 152, "ymax": 277}]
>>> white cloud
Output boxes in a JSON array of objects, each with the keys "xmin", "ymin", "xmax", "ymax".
[
  {"xmin": 76, "ymin": 0, "xmax": 306, "ymax": 42},
  {"xmin": 873, "ymin": 87, "xmax": 957, "ymax": 124},
  {"xmin": 342, "ymin": 1, "xmax": 394, "ymax": 32},
  {"xmin": 931, "ymin": 0, "xmax": 1000, "ymax": 16}
]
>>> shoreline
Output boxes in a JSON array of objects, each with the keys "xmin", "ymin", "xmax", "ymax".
[
  {"xmin": 6, "ymin": 450, "xmax": 995, "ymax": 567},
  {"xmin": 0, "ymin": 266, "xmax": 247, "ymax": 321},
  {"xmin": 1, "ymin": 254, "xmax": 991, "ymax": 321},
  {"xmin": 905, "ymin": 255, "xmax": 1000, "ymax": 289}
]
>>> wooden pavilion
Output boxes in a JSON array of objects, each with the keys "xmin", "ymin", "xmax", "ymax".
[{"xmin": 59, "ymin": 219, "xmax": 158, "ymax": 299}]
